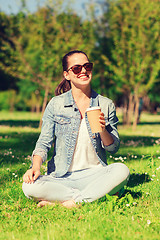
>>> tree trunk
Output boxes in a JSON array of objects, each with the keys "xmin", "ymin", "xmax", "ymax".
[
  {"xmin": 126, "ymin": 93, "xmax": 134, "ymax": 126},
  {"xmin": 132, "ymin": 94, "xmax": 139, "ymax": 130},
  {"xmin": 122, "ymin": 96, "xmax": 128, "ymax": 125},
  {"xmin": 100, "ymin": 69, "xmax": 105, "ymax": 96},
  {"xmin": 31, "ymin": 105, "xmax": 34, "ymax": 113},
  {"xmin": 36, "ymin": 95, "xmax": 41, "ymax": 113},
  {"xmin": 39, "ymin": 86, "xmax": 49, "ymax": 128},
  {"xmin": 9, "ymin": 100, "xmax": 15, "ymax": 112},
  {"xmin": 36, "ymin": 103, "xmax": 40, "ymax": 113}
]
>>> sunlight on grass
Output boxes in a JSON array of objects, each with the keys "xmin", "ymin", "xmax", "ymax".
[
  {"xmin": 0, "ymin": 111, "xmax": 41, "ymax": 120},
  {"xmin": 0, "ymin": 126, "xmax": 40, "ymax": 133},
  {"xmin": 0, "ymin": 111, "xmax": 160, "ymax": 240},
  {"xmin": 118, "ymin": 124, "xmax": 160, "ymax": 137}
]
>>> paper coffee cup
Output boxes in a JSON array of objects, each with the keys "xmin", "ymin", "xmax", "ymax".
[{"xmin": 86, "ymin": 107, "xmax": 102, "ymax": 133}]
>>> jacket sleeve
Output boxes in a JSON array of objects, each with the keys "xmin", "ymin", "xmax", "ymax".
[
  {"xmin": 31, "ymin": 99, "xmax": 55, "ymax": 163},
  {"xmin": 102, "ymin": 100, "xmax": 120, "ymax": 154}
]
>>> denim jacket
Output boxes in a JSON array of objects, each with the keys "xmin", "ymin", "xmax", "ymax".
[{"xmin": 32, "ymin": 89, "xmax": 120, "ymax": 177}]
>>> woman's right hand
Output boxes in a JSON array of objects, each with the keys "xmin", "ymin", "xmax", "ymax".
[{"xmin": 23, "ymin": 168, "xmax": 40, "ymax": 184}]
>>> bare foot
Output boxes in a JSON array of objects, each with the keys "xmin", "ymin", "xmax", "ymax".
[
  {"xmin": 37, "ymin": 200, "xmax": 55, "ymax": 208},
  {"xmin": 61, "ymin": 199, "xmax": 77, "ymax": 208},
  {"xmin": 37, "ymin": 199, "xmax": 77, "ymax": 209}
]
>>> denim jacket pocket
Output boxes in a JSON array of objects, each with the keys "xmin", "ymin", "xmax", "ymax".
[
  {"xmin": 54, "ymin": 116, "xmax": 71, "ymax": 124},
  {"xmin": 54, "ymin": 116, "xmax": 71, "ymax": 135}
]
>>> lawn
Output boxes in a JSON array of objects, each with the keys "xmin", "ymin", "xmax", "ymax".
[{"xmin": 0, "ymin": 111, "xmax": 160, "ymax": 240}]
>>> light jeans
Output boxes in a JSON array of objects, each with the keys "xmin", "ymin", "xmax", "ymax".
[{"xmin": 22, "ymin": 163, "xmax": 130, "ymax": 203}]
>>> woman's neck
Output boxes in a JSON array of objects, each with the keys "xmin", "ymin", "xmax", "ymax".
[
  {"xmin": 71, "ymin": 86, "xmax": 91, "ymax": 118},
  {"xmin": 71, "ymin": 85, "xmax": 91, "ymax": 100}
]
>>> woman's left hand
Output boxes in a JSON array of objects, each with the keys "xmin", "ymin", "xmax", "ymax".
[
  {"xmin": 99, "ymin": 112, "xmax": 106, "ymax": 132},
  {"xmin": 99, "ymin": 112, "xmax": 114, "ymax": 146}
]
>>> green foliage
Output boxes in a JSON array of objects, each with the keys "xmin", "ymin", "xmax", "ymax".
[
  {"xmin": 148, "ymin": 80, "xmax": 160, "ymax": 112},
  {"xmin": 99, "ymin": 0, "xmax": 160, "ymax": 125},
  {"xmin": 0, "ymin": 0, "xmax": 160, "ymax": 116},
  {"xmin": 0, "ymin": 90, "xmax": 17, "ymax": 111},
  {"xmin": 0, "ymin": 3, "xmax": 96, "ymax": 111}
]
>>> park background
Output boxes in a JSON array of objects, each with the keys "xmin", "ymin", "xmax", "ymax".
[
  {"xmin": 0, "ymin": 0, "xmax": 160, "ymax": 128},
  {"xmin": 0, "ymin": 0, "xmax": 160, "ymax": 239}
]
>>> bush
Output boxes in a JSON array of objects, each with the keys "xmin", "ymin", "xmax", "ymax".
[{"xmin": 0, "ymin": 90, "xmax": 17, "ymax": 111}]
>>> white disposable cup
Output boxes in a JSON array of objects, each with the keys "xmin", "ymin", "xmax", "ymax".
[{"xmin": 86, "ymin": 107, "xmax": 102, "ymax": 133}]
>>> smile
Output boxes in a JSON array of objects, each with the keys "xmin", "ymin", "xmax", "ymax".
[{"xmin": 78, "ymin": 74, "xmax": 89, "ymax": 79}]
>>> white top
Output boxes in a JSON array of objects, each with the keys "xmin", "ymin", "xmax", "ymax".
[{"xmin": 68, "ymin": 118, "xmax": 103, "ymax": 172}]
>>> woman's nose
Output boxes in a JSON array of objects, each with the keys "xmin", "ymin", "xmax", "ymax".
[{"xmin": 81, "ymin": 66, "xmax": 87, "ymax": 73}]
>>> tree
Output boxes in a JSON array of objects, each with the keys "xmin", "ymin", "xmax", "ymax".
[
  {"xmin": 148, "ymin": 79, "xmax": 160, "ymax": 113},
  {"xmin": 0, "ymin": 12, "xmax": 18, "ymax": 91},
  {"xmin": 0, "ymin": 4, "xmax": 96, "ymax": 125},
  {"xmin": 100, "ymin": 0, "xmax": 160, "ymax": 128}
]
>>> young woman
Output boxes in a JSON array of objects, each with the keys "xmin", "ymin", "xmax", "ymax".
[{"xmin": 22, "ymin": 50, "xmax": 130, "ymax": 208}]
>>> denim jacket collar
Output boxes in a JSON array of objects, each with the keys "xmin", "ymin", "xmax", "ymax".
[{"xmin": 64, "ymin": 89, "xmax": 99, "ymax": 108}]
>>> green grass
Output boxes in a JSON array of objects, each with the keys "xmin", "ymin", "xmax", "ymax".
[{"xmin": 0, "ymin": 111, "xmax": 160, "ymax": 240}]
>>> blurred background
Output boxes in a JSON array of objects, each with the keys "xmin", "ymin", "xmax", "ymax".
[{"xmin": 0, "ymin": 0, "xmax": 159, "ymax": 128}]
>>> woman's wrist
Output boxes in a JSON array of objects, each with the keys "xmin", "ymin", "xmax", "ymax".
[
  {"xmin": 32, "ymin": 155, "xmax": 43, "ymax": 170},
  {"xmin": 100, "ymin": 129, "xmax": 114, "ymax": 146}
]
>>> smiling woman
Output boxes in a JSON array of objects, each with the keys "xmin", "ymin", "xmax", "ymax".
[{"xmin": 22, "ymin": 50, "xmax": 130, "ymax": 208}]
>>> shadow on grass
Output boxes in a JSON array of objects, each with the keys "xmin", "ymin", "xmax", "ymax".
[
  {"xmin": 138, "ymin": 121, "xmax": 160, "ymax": 125},
  {"xmin": 0, "ymin": 120, "xmax": 39, "ymax": 128},
  {"xmin": 120, "ymin": 135, "xmax": 160, "ymax": 147},
  {"xmin": 123, "ymin": 189, "xmax": 142, "ymax": 198},
  {"xmin": 127, "ymin": 173, "xmax": 151, "ymax": 188},
  {"xmin": 0, "ymin": 132, "xmax": 39, "ymax": 165},
  {"xmin": 120, "ymin": 173, "xmax": 151, "ymax": 199},
  {"xmin": 0, "ymin": 131, "xmax": 54, "ymax": 167},
  {"xmin": 118, "ymin": 121, "xmax": 160, "ymax": 126}
]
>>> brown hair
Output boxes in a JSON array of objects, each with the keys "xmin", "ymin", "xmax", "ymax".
[{"xmin": 55, "ymin": 50, "xmax": 89, "ymax": 96}]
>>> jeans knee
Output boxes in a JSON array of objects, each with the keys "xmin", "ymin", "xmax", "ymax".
[
  {"xmin": 112, "ymin": 162, "xmax": 130, "ymax": 183},
  {"xmin": 118, "ymin": 163, "xmax": 130, "ymax": 182},
  {"xmin": 22, "ymin": 182, "xmax": 32, "ymax": 199}
]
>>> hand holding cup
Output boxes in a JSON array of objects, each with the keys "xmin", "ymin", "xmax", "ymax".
[
  {"xmin": 86, "ymin": 107, "xmax": 105, "ymax": 133},
  {"xmin": 99, "ymin": 112, "xmax": 106, "ymax": 132}
]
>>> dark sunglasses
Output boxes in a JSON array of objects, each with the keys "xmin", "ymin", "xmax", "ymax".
[{"xmin": 67, "ymin": 62, "xmax": 93, "ymax": 74}]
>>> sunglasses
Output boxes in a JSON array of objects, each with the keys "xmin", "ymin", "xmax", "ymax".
[{"xmin": 67, "ymin": 62, "xmax": 93, "ymax": 74}]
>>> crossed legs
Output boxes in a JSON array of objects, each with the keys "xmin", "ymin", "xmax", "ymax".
[{"xmin": 22, "ymin": 163, "xmax": 130, "ymax": 208}]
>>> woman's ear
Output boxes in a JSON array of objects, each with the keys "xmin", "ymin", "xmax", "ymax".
[{"xmin": 63, "ymin": 71, "xmax": 70, "ymax": 81}]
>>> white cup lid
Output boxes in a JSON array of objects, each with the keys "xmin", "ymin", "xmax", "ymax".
[{"xmin": 86, "ymin": 106, "xmax": 101, "ymax": 112}]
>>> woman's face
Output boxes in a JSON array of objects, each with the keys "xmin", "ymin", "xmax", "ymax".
[{"xmin": 64, "ymin": 53, "xmax": 92, "ymax": 90}]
